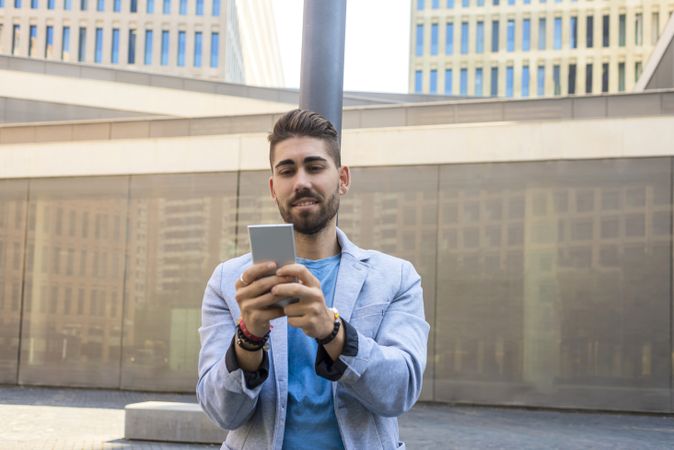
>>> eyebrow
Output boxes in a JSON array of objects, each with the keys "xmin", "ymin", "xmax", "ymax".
[{"xmin": 274, "ymin": 156, "xmax": 329, "ymax": 170}]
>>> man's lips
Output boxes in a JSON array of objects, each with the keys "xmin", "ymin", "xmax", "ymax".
[{"xmin": 291, "ymin": 198, "xmax": 319, "ymax": 207}]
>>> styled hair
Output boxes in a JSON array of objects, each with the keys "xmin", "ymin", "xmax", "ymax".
[{"xmin": 268, "ymin": 109, "xmax": 341, "ymax": 168}]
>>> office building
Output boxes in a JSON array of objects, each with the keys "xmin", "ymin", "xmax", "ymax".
[{"xmin": 410, "ymin": 0, "xmax": 674, "ymax": 97}]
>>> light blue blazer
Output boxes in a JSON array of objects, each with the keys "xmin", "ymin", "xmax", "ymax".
[{"xmin": 197, "ymin": 228, "xmax": 429, "ymax": 450}]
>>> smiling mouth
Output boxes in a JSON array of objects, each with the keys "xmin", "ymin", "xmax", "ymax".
[{"xmin": 292, "ymin": 198, "xmax": 319, "ymax": 207}]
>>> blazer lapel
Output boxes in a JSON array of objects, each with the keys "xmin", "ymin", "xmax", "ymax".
[
  {"xmin": 270, "ymin": 315, "xmax": 288, "ymax": 382},
  {"xmin": 333, "ymin": 253, "xmax": 368, "ymax": 322}
]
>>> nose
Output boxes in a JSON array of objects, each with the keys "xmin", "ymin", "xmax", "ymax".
[{"xmin": 292, "ymin": 168, "xmax": 312, "ymax": 193}]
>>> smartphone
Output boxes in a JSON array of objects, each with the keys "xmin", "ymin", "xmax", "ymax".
[{"xmin": 247, "ymin": 223, "xmax": 298, "ymax": 307}]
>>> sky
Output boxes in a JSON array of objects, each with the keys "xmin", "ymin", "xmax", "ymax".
[{"xmin": 271, "ymin": 0, "xmax": 411, "ymax": 94}]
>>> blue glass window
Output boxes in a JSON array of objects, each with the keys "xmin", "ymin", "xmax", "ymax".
[
  {"xmin": 31, "ymin": 0, "xmax": 37, "ymax": 8},
  {"xmin": 460, "ymin": 22, "xmax": 468, "ymax": 54},
  {"xmin": 96, "ymin": 0, "xmax": 103, "ymax": 10},
  {"xmin": 45, "ymin": 25, "xmax": 54, "ymax": 57},
  {"xmin": 144, "ymin": 29, "xmax": 153, "ymax": 64},
  {"xmin": 431, "ymin": 23, "xmax": 438, "ymax": 55},
  {"xmin": 416, "ymin": 0, "xmax": 424, "ymax": 10},
  {"xmin": 537, "ymin": 65, "xmax": 545, "ymax": 96},
  {"xmin": 475, "ymin": 68, "xmax": 483, "ymax": 96},
  {"xmin": 212, "ymin": 0, "xmax": 219, "ymax": 16},
  {"xmin": 491, "ymin": 20, "xmax": 499, "ymax": 52},
  {"xmin": 522, "ymin": 65, "xmax": 530, "ymax": 97},
  {"xmin": 477, "ymin": 0, "xmax": 484, "ymax": 5},
  {"xmin": 177, "ymin": 30, "xmax": 186, "ymax": 66},
  {"xmin": 161, "ymin": 30, "xmax": 169, "ymax": 65},
  {"xmin": 48, "ymin": 0, "xmax": 55, "ymax": 9},
  {"xmin": 414, "ymin": 70, "xmax": 423, "ymax": 93},
  {"xmin": 130, "ymin": 0, "xmax": 137, "ymax": 12},
  {"xmin": 432, "ymin": 0, "xmax": 439, "ymax": 8},
  {"xmin": 430, "ymin": 69, "xmax": 438, "ymax": 93},
  {"xmin": 508, "ymin": 0, "xmax": 514, "ymax": 4},
  {"xmin": 0, "ymin": 0, "xmax": 4, "ymax": 7},
  {"xmin": 445, "ymin": 68, "xmax": 453, "ymax": 94},
  {"xmin": 447, "ymin": 0, "xmax": 454, "ymax": 7},
  {"xmin": 476, "ymin": 21, "xmax": 484, "ymax": 53},
  {"xmin": 94, "ymin": 27, "xmax": 103, "ymax": 63},
  {"xmin": 194, "ymin": 31, "xmax": 202, "ymax": 67},
  {"xmin": 415, "ymin": 24, "xmax": 423, "ymax": 56},
  {"xmin": 64, "ymin": 0, "xmax": 71, "ymax": 10},
  {"xmin": 111, "ymin": 28, "xmax": 119, "ymax": 63},
  {"xmin": 210, "ymin": 31, "xmax": 219, "ymax": 67},
  {"xmin": 460, "ymin": 68, "xmax": 468, "ymax": 95},
  {"xmin": 586, "ymin": 16, "xmax": 593, "ymax": 48},
  {"xmin": 179, "ymin": 0, "xmax": 186, "ymax": 14},
  {"xmin": 522, "ymin": 18, "xmax": 530, "ymax": 51},
  {"xmin": 445, "ymin": 23, "xmax": 454, "ymax": 55},
  {"xmin": 506, "ymin": 66, "xmax": 513, "ymax": 97},
  {"xmin": 128, "ymin": 29, "xmax": 136, "ymax": 63},
  {"xmin": 570, "ymin": 16, "xmax": 577, "ymax": 48},
  {"xmin": 147, "ymin": 0, "xmax": 153, "ymax": 12},
  {"xmin": 493, "ymin": 0, "xmax": 499, "ymax": 4},
  {"xmin": 113, "ymin": 0, "xmax": 119, "ymax": 11},
  {"xmin": 462, "ymin": 0, "xmax": 468, "ymax": 6},
  {"xmin": 490, "ymin": 67, "xmax": 498, "ymax": 96},
  {"xmin": 506, "ymin": 19, "xmax": 514, "ymax": 52},
  {"xmin": 29, "ymin": 25, "xmax": 37, "ymax": 56},
  {"xmin": 554, "ymin": 17, "xmax": 562, "ymax": 49},
  {"xmin": 538, "ymin": 18, "xmax": 546, "ymax": 49},
  {"xmin": 162, "ymin": 0, "xmax": 169, "ymax": 14},
  {"xmin": 553, "ymin": 64, "xmax": 561, "ymax": 95},
  {"xmin": 602, "ymin": 15, "xmax": 609, "ymax": 48},
  {"xmin": 61, "ymin": 26, "xmax": 70, "ymax": 60},
  {"xmin": 77, "ymin": 26, "xmax": 86, "ymax": 62},
  {"xmin": 11, "ymin": 25, "xmax": 19, "ymax": 55}
]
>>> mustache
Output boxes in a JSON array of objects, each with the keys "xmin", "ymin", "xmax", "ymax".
[{"xmin": 289, "ymin": 189, "xmax": 322, "ymax": 204}]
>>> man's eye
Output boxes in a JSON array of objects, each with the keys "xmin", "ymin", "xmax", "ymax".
[
  {"xmin": 278, "ymin": 169, "xmax": 293, "ymax": 176},
  {"xmin": 308, "ymin": 165, "xmax": 323, "ymax": 172}
]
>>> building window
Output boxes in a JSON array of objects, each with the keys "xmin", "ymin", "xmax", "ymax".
[
  {"xmin": 505, "ymin": 66, "xmax": 513, "ymax": 97},
  {"xmin": 29, "ymin": 25, "xmax": 37, "ymax": 57},
  {"xmin": 461, "ymin": 22, "xmax": 469, "ymax": 54},
  {"xmin": 48, "ymin": 0, "xmax": 55, "ymax": 9},
  {"xmin": 585, "ymin": 63, "xmax": 593, "ymax": 93},
  {"xmin": 635, "ymin": 61, "xmax": 643, "ymax": 81},
  {"xmin": 476, "ymin": 21, "xmax": 484, "ymax": 53},
  {"xmin": 161, "ymin": 30, "xmax": 169, "ymax": 65},
  {"xmin": 491, "ymin": 20, "xmax": 499, "ymax": 52},
  {"xmin": 553, "ymin": 17, "xmax": 562, "ymax": 49},
  {"xmin": 506, "ymin": 19, "xmax": 514, "ymax": 52},
  {"xmin": 445, "ymin": 68, "xmax": 453, "ymax": 95},
  {"xmin": 163, "ymin": 0, "xmax": 169, "ymax": 14},
  {"xmin": 177, "ymin": 30, "xmax": 186, "ymax": 66},
  {"xmin": 652, "ymin": 13, "xmax": 660, "ymax": 44},
  {"xmin": 415, "ymin": 24, "xmax": 423, "ymax": 56},
  {"xmin": 111, "ymin": 28, "xmax": 119, "ymax": 63},
  {"xmin": 601, "ymin": 63, "xmax": 609, "ymax": 92},
  {"xmin": 447, "ymin": 0, "xmax": 454, "ymax": 7},
  {"xmin": 196, "ymin": 0, "xmax": 203, "ymax": 15},
  {"xmin": 94, "ymin": 27, "xmax": 103, "ymax": 63},
  {"xmin": 490, "ymin": 67, "xmax": 498, "ymax": 96},
  {"xmin": 430, "ymin": 69, "xmax": 438, "ymax": 93},
  {"xmin": 432, "ymin": 0, "xmax": 439, "ymax": 8},
  {"xmin": 212, "ymin": 0, "xmax": 219, "ymax": 16},
  {"xmin": 415, "ymin": 70, "xmax": 423, "ymax": 93},
  {"xmin": 147, "ymin": 0, "xmax": 154, "ymax": 13},
  {"xmin": 522, "ymin": 18, "xmax": 530, "ymax": 51},
  {"xmin": 446, "ymin": 22, "xmax": 454, "ymax": 55},
  {"xmin": 635, "ymin": 13, "xmax": 643, "ymax": 46},
  {"xmin": 416, "ymin": 0, "xmax": 424, "ymax": 10},
  {"xmin": 431, "ymin": 23, "xmax": 439, "ymax": 55},
  {"xmin": 618, "ymin": 62, "xmax": 625, "ymax": 92},
  {"xmin": 475, "ymin": 67, "xmax": 483, "ymax": 96},
  {"xmin": 462, "ymin": 0, "xmax": 468, "ymax": 6},
  {"xmin": 144, "ymin": 29, "xmax": 153, "ymax": 64},
  {"xmin": 130, "ymin": 0, "xmax": 137, "ymax": 12},
  {"xmin": 210, "ymin": 31, "xmax": 218, "ymax": 68},
  {"xmin": 538, "ymin": 18, "xmax": 546, "ymax": 50},
  {"xmin": 568, "ymin": 63, "xmax": 576, "ymax": 95},
  {"xmin": 61, "ymin": 26, "xmax": 70, "ymax": 60},
  {"xmin": 64, "ymin": 0, "xmax": 71, "ymax": 10},
  {"xmin": 194, "ymin": 31, "xmax": 202, "ymax": 67},
  {"xmin": 31, "ymin": 0, "xmax": 37, "ymax": 7},
  {"xmin": 9, "ymin": 26, "xmax": 18, "ymax": 56},
  {"xmin": 96, "ymin": 0, "xmax": 102, "ymax": 10},
  {"xmin": 570, "ymin": 16, "xmax": 577, "ymax": 49},
  {"xmin": 78, "ymin": 26, "xmax": 86, "ymax": 62},
  {"xmin": 460, "ymin": 68, "xmax": 468, "ymax": 95},
  {"xmin": 586, "ymin": 16, "xmax": 593, "ymax": 48},
  {"xmin": 80, "ymin": 0, "xmax": 86, "ymax": 10},
  {"xmin": 14, "ymin": 0, "xmax": 20, "ymax": 7},
  {"xmin": 113, "ymin": 0, "xmax": 119, "ymax": 11},
  {"xmin": 602, "ymin": 15, "xmax": 609, "ymax": 47},
  {"xmin": 553, "ymin": 64, "xmax": 561, "ymax": 95},
  {"xmin": 179, "ymin": 0, "xmax": 186, "ymax": 14},
  {"xmin": 128, "ymin": 29, "xmax": 136, "ymax": 64},
  {"xmin": 537, "ymin": 65, "xmax": 545, "ymax": 96},
  {"xmin": 619, "ymin": 14, "xmax": 626, "ymax": 47},
  {"xmin": 522, "ymin": 65, "xmax": 530, "ymax": 97},
  {"xmin": 45, "ymin": 25, "xmax": 54, "ymax": 57}
]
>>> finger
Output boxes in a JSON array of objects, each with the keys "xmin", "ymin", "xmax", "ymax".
[
  {"xmin": 253, "ymin": 305, "xmax": 286, "ymax": 323},
  {"xmin": 236, "ymin": 262, "xmax": 277, "ymax": 289},
  {"xmin": 236, "ymin": 275, "xmax": 294, "ymax": 303},
  {"xmin": 244, "ymin": 292, "xmax": 287, "ymax": 311},
  {"xmin": 287, "ymin": 315, "xmax": 308, "ymax": 330},
  {"xmin": 276, "ymin": 264, "xmax": 320, "ymax": 287},
  {"xmin": 272, "ymin": 283, "xmax": 321, "ymax": 302}
]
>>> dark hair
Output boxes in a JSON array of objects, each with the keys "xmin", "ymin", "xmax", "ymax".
[{"xmin": 268, "ymin": 109, "xmax": 341, "ymax": 168}]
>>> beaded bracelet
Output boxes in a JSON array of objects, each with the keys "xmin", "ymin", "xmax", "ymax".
[{"xmin": 316, "ymin": 308, "xmax": 341, "ymax": 346}]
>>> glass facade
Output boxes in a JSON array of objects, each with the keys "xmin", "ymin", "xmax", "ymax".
[
  {"xmin": 430, "ymin": 69, "xmax": 438, "ymax": 94},
  {"xmin": 522, "ymin": 65, "xmax": 530, "ymax": 97},
  {"xmin": 161, "ymin": 30, "xmax": 169, "ymax": 66},
  {"xmin": 475, "ymin": 67, "xmax": 483, "ymax": 96},
  {"xmin": 476, "ymin": 21, "xmax": 484, "ymax": 54},
  {"xmin": 177, "ymin": 30, "xmax": 186, "ymax": 67},
  {"xmin": 461, "ymin": 22, "xmax": 469, "ymax": 54},
  {"xmin": 94, "ymin": 27, "xmax": 103, "ymax": 63},
  {"xmin": 553, "ymin": 17, "xmax": 562, "ymax": 50},
  {"xmin": 77, "ymin": 26, "xmax": 86, "ymax": 62},
  {"xmin": 416, "ymin": 24, "xmax": 423, "ymax": 57},
  {"xmin": 194, "ymin": 31, "xmax": 202, "ymax": 68},
  {"xmin": 210, "ymin": 31, "xmax": 219, "ymax": 68},
  {"xmin": 415, "ymin": 70, "xmax": 423, "ymax": 93},
  {"xmin": 522, "ymin": 19, "xmax": 530, "ymax": 51},
  {"xmin": 431, "ymin": 23, "xmax": 439, "ymax": 56},
  {"xmin": 45, "ymin": 25, "xmax": 54, "ymax": 58},
  {"xmin": 61, "ymin": 26, "xmax": 70, "ymax": 61},
  {"xmin": 490, "ymin": 67, "xmax": 498, "ymax": 96},
  {"xmin": 460, "ymin": 68, "xmax": 468, "ymax": 95},
  {"xmin": 28, "ymin": 25, "xmax": 37, "ymax": 57},
  {"xmin": 506, "ymin": 19, "xmax": 514, "ymax": 52},
  {"xmin": 538, "ymin": 18, "xmax": 546, "ymax": 50},
  {"xmin": 144, "ymin": 30, "xmax": 153, "ymax": 65},
  {"xmin": 128, "ymin": 29, "xmax": 136, "ymax": 64},
  {"xmin": 1, "ymin": 158, "xmax": 673, "ymax": 412},
  {"xmin": 111, "ymin": 28, "xmax": 119, "ymax": 64},
  {"xmin": 446, "ymin": 22, "xmax": 454, "ymax": 55},
  {"xmin": 445, "ymin": 68, "xmax": 453, "ymax": 95},
  {"xmin": 506, "ymin": 65, "xmax": 513, "ymax": 97}
]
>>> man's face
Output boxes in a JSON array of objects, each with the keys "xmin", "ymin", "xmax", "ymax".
[{"xmin": 269, "ymin": 136, "xmax": 350, "ymax": 235}]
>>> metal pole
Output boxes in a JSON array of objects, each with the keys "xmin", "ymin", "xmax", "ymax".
[{"xmin": 299, "ymin": 0, "xmax": 347, "ymax": 139}]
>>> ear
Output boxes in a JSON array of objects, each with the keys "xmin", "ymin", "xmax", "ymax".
[
  {"xmin": 269, "ymin": 175, "xmax": 277, "ymax": 202},
  {"xmin": 338, "ymin": 165, "xmax": 351, "ymax": 195}
]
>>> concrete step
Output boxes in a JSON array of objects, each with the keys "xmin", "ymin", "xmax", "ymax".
[{"xmin": 124, "ymin": 401, "xmax": 228, "ymax": 444}]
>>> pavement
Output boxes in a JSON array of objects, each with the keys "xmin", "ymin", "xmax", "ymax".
[{"xmin": 1, "ymin": 386, "xmax": 673, "ymax": 449}]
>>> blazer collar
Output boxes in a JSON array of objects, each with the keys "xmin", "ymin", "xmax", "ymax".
[{"xmin": 333, "ymin": 228, "xmax": 369, "ymax": 322}]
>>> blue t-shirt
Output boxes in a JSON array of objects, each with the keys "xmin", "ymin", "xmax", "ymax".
[{"xmin": 282, "ymin": 253, "xmax": 344, "ymax": 450}]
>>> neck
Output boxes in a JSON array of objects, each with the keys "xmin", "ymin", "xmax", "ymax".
[{"xmin": 294, "ymin": 220, "xmax": 340, "ymax": 260}]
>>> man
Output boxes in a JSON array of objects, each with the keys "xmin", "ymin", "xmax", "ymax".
[{"xmin": 197, "ymin": 109, "xmax": 429, "ymax": 450}]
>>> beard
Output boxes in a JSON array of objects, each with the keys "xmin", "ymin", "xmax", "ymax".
[{"xmin": 277, "ymin": 184, "xmax": 340, "ymax": 235}]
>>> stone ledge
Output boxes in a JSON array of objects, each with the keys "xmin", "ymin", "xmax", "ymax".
[{"xmin": 124, "ymin": 401, "xmax": 228, "ymax": 444}]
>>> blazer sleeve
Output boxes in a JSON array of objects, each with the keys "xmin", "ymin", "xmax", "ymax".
[
  {"xmin": 196, "ymin": 263, "xmax": 265, "ymax": 430},
  {"xmin": 322, "ymin": 260, "xmax": 430, "ymax": 418}
]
